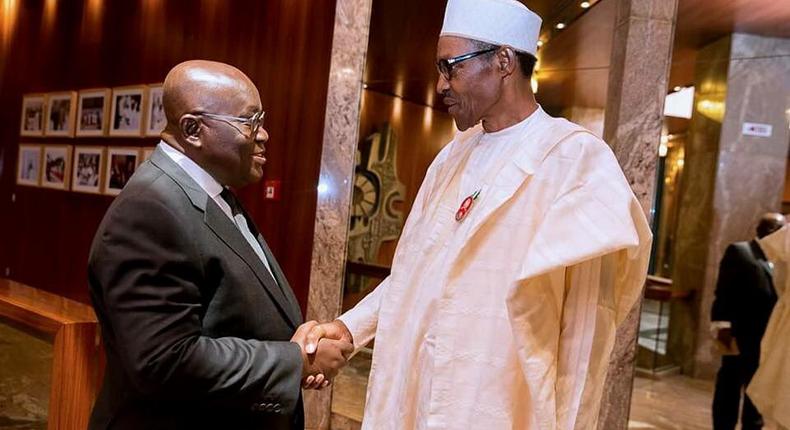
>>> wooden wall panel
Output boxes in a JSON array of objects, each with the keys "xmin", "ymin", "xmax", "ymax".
[{"xmin": 0, "ymin": 0, "xmax": 337, "ymax": 310}]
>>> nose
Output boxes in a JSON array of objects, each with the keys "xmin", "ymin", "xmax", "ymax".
[
  {"xmin": 255, "ymin": 125, "xmax": 269, "ymax": 143},
  {"xmin": 436, "ymin": 73, "xmax": 450, "ymax": 94}
]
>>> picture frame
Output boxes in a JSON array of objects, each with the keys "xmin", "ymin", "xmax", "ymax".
[
  {"xmin": 109, "ymin": 86, "xmax": 147, "ymax": 137},
  {"xmin": 144, "ymin": 84, "xmax": 165, "ymax": 137},
  {"xmin": 41, "ymin": 145, "xmax": 73, "ymax": 190},
  {"xmin": 16, "ymin": 144, "xmax": 43, "ymax": 187},
  {"xmin": 20, "ymin": 94, "xmax": 47, "ymax": 137},
  {"xmin": 44, "ymin": 91, "xmax": 78, "ymax": 137},
  {"xmin": 76, "ymin": 88, "xmax": 111, "ymax": 137},
  {"xmin": 104, "ymin": 147, "xmax": 141, "ymax": 195},
  {"xmin": 72, "ymin": 146, "xmax": 106, "ymax": 194}
]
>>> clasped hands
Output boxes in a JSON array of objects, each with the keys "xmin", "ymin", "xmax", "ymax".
[{"xmin": 290, "ymin": 319, "xmax": 354, "ymax": 390}]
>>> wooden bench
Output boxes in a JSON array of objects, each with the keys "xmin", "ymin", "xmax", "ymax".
[{"xmin": 0, "ymin": 278, "xmax": 102, "ymax": 430}]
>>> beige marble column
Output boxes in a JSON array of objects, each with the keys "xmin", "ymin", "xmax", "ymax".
[
  {"xmin": 303, "ymin": 0, "xmax": 373, "ymax": 429},
  {"xmin": 598, "ymin": 0, "xmax": 678, "ymax": 428},
  {"xmin": 671, "ymin": 34, "xmax": 790, "ymax": 378}
]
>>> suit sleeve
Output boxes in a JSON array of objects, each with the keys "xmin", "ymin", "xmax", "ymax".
[
  {"xmin": 89, "ymin": 194, "xmax": 303, "ymax": 414},
  {"xmin": 711, "ymin": 245, "xmax": 741, "ymax": 323}
]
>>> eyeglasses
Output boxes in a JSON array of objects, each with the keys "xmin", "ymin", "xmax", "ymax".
[
  {"xmin": 436, "ymin": 47, "xmax": 499, "ymax": 81},
  {"xmin": 197, "ymin": 110, "xmax": 265, "ymax": 138}
]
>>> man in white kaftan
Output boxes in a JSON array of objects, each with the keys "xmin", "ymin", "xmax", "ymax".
[
  {"xmin": 748, "ymin": 223, "xmax": 790, "ymax": 430},
  {"xmin": 302, "ymin": 0, "xmax": 652, "ymax": 428}
]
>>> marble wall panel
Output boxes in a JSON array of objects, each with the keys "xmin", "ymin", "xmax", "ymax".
[
  {"xmin": 304, "ymin": 0, "xmax": 373, "ymax": 428},
  {"xmin": 599, "ymin": 0, "xmax": 678, "ymax": 428}
]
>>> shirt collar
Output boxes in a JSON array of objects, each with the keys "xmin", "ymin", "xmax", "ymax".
[{"xmin": 158, "ymin": 141, "xmax": 224, "ymax": 199}]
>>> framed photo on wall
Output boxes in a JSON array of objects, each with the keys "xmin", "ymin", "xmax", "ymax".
[
  {"xmin": 16, "ymin": 144, "xmax": 43, "ymax": 187},
  {"xmin": 105, "ymin": 147, "xmax": 141, "ymax": 195},
  {"xmin": 109, "ymin": 86, "xmax": 147, "ymax": 137},
  {"xmin": 72, "ymin": 146, "xmax": 106, "ymax": 194},
  {"xmin": 41, "ymin": 145, "xmax": 73, "ymax": 190},
  {"xmin": 20, "ymin": 94, "xmax": 47, "ymax": 137},
  {"xmin": 45, "ymin": 91, "xmax": 78, "ymax": 137},
  {"xmin": 145, "ymin": 84, "xmax": 166, "ymax": 137},
  {"xmin": 76, "ymin": 89, "xmax": 111, "ymax": 137}
]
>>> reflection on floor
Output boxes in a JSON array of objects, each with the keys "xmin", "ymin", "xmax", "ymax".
[
  {"xmin": 332, "ymin": 355, "xmax": 780, "ymax": 430},
  {"xmin": 0, "ymin": 321, "xmax": 51, "ymax": 430}
]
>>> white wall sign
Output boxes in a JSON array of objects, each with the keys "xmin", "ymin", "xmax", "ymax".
[{"xmin": 742, "ymin": 122, "xmax": 773, "ymax": 138}]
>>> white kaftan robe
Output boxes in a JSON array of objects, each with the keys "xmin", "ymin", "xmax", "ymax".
[
  {"xmin": 339, "ymin": 107, "xmax": 652, "ymax": 430},
  {"xmin": 748, "ymin": 225, "xmax": 790, "ymax": 428}
]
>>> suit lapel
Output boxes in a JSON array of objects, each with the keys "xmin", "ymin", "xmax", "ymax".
[
  {"xmin": 151, "ymin": 145, "xmax": 300, "ymax": 327},
  {"xmin": 257, "ymin": 234, "xmax": 303, "ymax": 324},
  {"xmin": 203, "ymin": 201, "xmax": 300, "ymax": 328}
]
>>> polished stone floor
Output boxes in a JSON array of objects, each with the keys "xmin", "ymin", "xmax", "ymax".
[
  {"xmin": 331, "ymin": 353, "xmax": 781, "ymax": 430},
  {"xmin": 0, "ymin": 321, "xmax": 50, "ymax": 430}
]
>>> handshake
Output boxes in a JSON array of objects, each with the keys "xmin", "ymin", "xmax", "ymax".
[{"xmin": 290, "ymin": 319, "xmax": 354, "ymax": 390}]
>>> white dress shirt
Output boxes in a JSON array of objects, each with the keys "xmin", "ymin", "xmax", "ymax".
[{"xmin": 158, "ymin": 142, "xmax": 276, "ymax": 279}]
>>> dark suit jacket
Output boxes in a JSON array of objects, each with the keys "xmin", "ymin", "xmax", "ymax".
[
  {"xmin": 88, "ymin": 147, "xmax": 305, "ymax": 430},
  {"xmin": 711, "ymin": 240, "xmax": 777, "ymax": 356}
]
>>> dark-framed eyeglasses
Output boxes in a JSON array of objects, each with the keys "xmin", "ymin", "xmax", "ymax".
[
  {"xmin": 436, "ymin": 47, "xmax": 499, "ymax": 81},
  {"xmin": 197, "ymin": 110, "xmax": 266, "ymax": 138}
]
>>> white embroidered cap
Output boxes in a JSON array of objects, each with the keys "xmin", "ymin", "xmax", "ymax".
[{"xmin": 440, "ymin": 0, "xmax": 542, "ymax": 56}]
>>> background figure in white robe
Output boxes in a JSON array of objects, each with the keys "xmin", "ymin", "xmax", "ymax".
[
  {"xmin": 749, "ymin": 222, "xmax": 790, "ymax": 430},
  {"xmin": 300, "ymin": 0, "xmax": 652, "ymax": 428}
]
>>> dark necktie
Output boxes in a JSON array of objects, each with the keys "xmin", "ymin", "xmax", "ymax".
[{"xmin": 219, "ymin": 188, "xmax": 276, "ymax": 282}]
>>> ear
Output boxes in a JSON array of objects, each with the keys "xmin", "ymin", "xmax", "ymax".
[
  {"xmin": 496, "ymin": 47, "xmax": 517, "ymax": 77},
  {"xmin": 179, "ymin": 114, "xmax": 203, "ymax": 148}
]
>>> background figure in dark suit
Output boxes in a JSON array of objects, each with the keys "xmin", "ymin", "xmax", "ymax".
[
  {"xmin": 711, "ymin": 213, "xmax": 786, "ymax": 430},
  {"xmin": 88, "ymin": 60, "xmax": 351, "ymax": 430}
]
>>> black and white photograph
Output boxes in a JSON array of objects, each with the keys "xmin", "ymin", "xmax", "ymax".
[
  {"xmin": 41, "ymin": 145, "xmax": 72, "ymax": 190},
  {"xmin": 72, "ymin": 146, "xmax": 105, "ymax": 194},
  {"xmin": 109, "ymin": 87, "xmax": 146, "ymax": 137},
  {"xmin": 45, "ymin": 92, "xmax": 77, "ymax": 137},
  {"xmin": 145, "ymin": 84, "xmax": 165, "ymax": 137},
  {"xmin": 104, "ymin": 147, "xmax": 140, "ymax": 195},
  {"xmin": 19, "ymin": 94, "xmax": 46, "ymax": 137},
  {"xmin": 77, "ymin": 89, "xmax": 110, "ymax": 137},
  {"xmin": 16, "ymin": 144, "xmax": 42, "ymax": 186}
]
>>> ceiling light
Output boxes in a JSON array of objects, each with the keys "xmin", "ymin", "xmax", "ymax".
[
  {"xmin": 673, "ymin": 86, "xmax": 682, "ymax": 92},
  {"xmin": 537, "ymin": 40, "xmax": 544, "ymax": 47},
  {"xmin": 555, "ymin": 23, "xmax": 566, "ymax": 30},
  {"xmin": 581, "ymin": 1, "xmax": 591, "ymax": 8}
]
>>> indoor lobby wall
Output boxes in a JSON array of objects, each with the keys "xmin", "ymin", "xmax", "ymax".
[
  {"xmin": 670, "ymin": 33, "xmax": 790, "ymax": 378},
  {"xmin": 0, "ymin": 0, "xmax": 337, "ymax": 307}
]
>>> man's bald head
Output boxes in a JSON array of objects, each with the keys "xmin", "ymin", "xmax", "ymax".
[
  {"xmin": 159, "ymin": 60, "xmax": 268, "ymax": 188},
  {"xmin": 162, "ymin": 60, "xmax": 259, "ymax": 129}
]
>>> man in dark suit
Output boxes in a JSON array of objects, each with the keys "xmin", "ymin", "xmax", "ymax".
[
  {"xmin": 711, "ymin": 213, "xmax": 786, "ymax": 430},
  {"xmin": 88, "ymin": 60, "xmax": 351, "ymax": 430}
]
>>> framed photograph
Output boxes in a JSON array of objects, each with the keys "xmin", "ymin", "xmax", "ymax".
[
  {"xmin": 104, "ymin": 147, "xmax": 141, "ymax": 195},
  {"xmin": 41, "ymin": 145, "xmax": 73, "ymax": 190},
  {"xmin": 142, "ymin": 147, "xmax": 155, "ymax": 161},
  {"xmin": 76, "ymin": 89, "xmax": 110, "ymax": 137},
  {"xmin": 145, "ymin": 84, "xmax": 166, "ymax": 137},
  {"xmin": 45, "ymin": 91, "xmax": 77, "ymax": 137},
  {"xmin": 16, "ymin": 144, "xmax": 43, "ymax": 187},
  {"xmin": 20, "ymin": 94, "xmax": 47, "ymax": 137},
  {"xmin": 72, "ymin": 146, "xmax": 106, "ymax": 194},
  {"xmin": 109, "ymin": 86, "xmax": 147, "ymax": 137}
]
